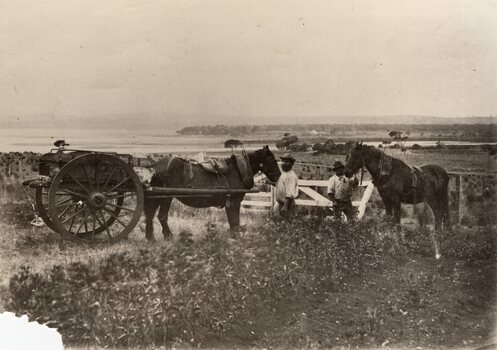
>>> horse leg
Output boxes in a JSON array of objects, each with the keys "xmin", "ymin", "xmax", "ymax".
[
  {"xmin": 426, "ymin": 199, "xmax": 442, "ymax": 260},
  {"xmin": 383, "ymin": 198, "xmax": 393, "ymax": 217},
  {"xmin": 157, "ymin": 198, "xmax": 173, "ymax": 240},
  {"xmin": 225, "ymin": 197, "xmax": 242, "ymax": 238},
  {"xmin": 393, "ymin": 201, "xmax": 402, "ymax": 225},
  {"xmin": 143, "ymin": 199, "xmax": 160, "ymax": 241},
  {"xmin": 438, "ymin": 186, "xmax": 451, "ymax": 232},
  {"xmin": 416, "ymin": 202, "xmax": 430, "ymax": 228}
]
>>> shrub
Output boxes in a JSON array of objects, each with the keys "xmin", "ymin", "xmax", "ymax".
[
  {"xmin": 0, "ymin": 202, "xmax": 35, "ymax": 228},
  {"xmin": 5, "ymin": 217, "xmax": 391, "ymax": 347},
  {"xmin": 6, "ymin": 217, "xmax": 494, "ymax": 348}
]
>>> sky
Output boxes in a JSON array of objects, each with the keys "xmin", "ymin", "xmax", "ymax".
[{"xmin": 1, "ymin": 0, "xmax": 497, "ymax": 126}]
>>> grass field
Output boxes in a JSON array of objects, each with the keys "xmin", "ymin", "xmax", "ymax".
[{"xmin": 1, "ymin": 204, "xmax": 495, "ymax": 349}]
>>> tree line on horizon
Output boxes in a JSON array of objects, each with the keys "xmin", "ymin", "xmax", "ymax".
[{"xmin": 176, "ymin": 123, "xmax": 497, "ymax": 141}]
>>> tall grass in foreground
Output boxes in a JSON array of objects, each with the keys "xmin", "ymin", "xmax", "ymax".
[{"xmin": 4, "ymin": 213, "xmax": 495, "ymax": 348}]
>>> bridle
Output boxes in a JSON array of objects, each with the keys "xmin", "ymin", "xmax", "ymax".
[
  {"xmin": 251, "ymin": 149, "xmax": 280, "ymax": 184},
  {"xmin": 346, "ymin": 148, "xmax": 365, "ymax": 184}
]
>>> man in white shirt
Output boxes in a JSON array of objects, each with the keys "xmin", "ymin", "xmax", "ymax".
[
  {"xmin": 327, "ymin": 161, "xmax": 358, "ymax": 221},
  {"xmin": 275, "ymin": 153, "xmax": 299, "ymax": 217}
]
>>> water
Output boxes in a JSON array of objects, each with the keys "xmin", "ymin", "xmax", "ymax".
[
  {"xmin": 0, "ymin": 128, "xmax": 257, "ymax": 155},
  {"xmin": 0, "ymin": 127, "xmax": 494, "ymax": 155}
]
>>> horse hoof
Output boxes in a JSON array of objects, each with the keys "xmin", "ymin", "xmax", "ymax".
[
  {"xmin": 163, "ymin": 229, "xmax": 173, "ymax": 240},
  {"xmin": 435, "ymin": 253, "xmax": 441, "ymax": 260},
  {"xmin": 146, "ymin": 236, "xmax": 156, "ymax": 242}
]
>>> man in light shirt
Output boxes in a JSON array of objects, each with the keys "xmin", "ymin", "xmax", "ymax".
[
  {"xmin": 327, "ymin": 161, "xmax": 358, "ymax": 221},
  {"xmin": 275, "ymin": 153, "xmax": 299, "ymax": 217}
]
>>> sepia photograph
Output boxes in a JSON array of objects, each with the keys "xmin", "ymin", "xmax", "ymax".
[{"xmin": 0, "ymin": 1, "xmax": 496, "ymax": 349}]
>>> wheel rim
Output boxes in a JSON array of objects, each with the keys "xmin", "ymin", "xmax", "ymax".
[
  {"xmin": 47, "ymin": 153, "xmax": 144, "ymax": 242},
  {"xmin": 35, "ymin": 187, "xmax": 57, "ymax": 231}
]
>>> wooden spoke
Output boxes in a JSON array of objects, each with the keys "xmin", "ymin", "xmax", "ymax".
[
  {"xmin": 55, "ymin": 202, "xmax": 79, "ymax": 209},
  {"xmin": 60, "ymin": 189, "xmax": 86, "ymax": 199},
  {"xmin": 102, "ymin": 167, "xmax": 117, "ymax": 189},
  {"xmin": 102, "ymin": 207, "xmax": 127, "ymax": 228},
  {"xmin": 68, "ymin": 174, "xmax": 90, "ymax": 194},
  {"xmin": 67, "ymin": 207, "xmax": 78, "ymax": 233},
  {"xmin": 60, "ymin": 206, "xmax": 86, "ymax": 224},
  {"xmin": 105, "ymin": 176, "xmax": 132, "ymax": 194},
  {"xmin": 55, "ymin": 197, "xmax": 74, "ymax": 207},
  {"xmin": 79, "ymin": 164, "xmax": 93, "ymax": 190},
  {"xmin": 74, "ymin": 211, "xmax": 91, "ymax": 235},
  {"xmin": 97, "ymin": 209, "xmax": 113, "ymax": 240},
  {"xmin": 57, "ymin": 202, "xmax": 77, "ymax": 219},
  {"xmin": 105, "ymin": 202, "xmax": 135, "ymax": 213}
]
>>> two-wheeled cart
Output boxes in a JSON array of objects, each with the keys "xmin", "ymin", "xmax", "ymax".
[{"xmin": 23, "ymin": 146, "xmax": 257, "ymax": 243}]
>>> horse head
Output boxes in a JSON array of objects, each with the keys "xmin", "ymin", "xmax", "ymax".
[
  {"xmin": 344, "ymin": 141, "xmax": 364, "ymax": 177},
  {"xmin": 251, "ymin": 145, "xmax": 281, "ymax": 183}
]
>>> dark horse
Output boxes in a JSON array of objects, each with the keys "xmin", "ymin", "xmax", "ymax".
[
  {"xmin": 344, "ymin": 142, "xmax": 450, "ymax": 259},
  {"xmin": 144, "ymin": 146, "xmax": 281, "ymax": 240}
]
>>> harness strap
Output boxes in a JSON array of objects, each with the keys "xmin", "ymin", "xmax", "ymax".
[
  {"xmin": 154, "ymin": 156, "xmax": 176, "ymax": 185},
  {"xmin": 240, "ymin": 149, "xmax": 255, "ymax": 189},
  {"xmin": 242, "ymin": 149, "xmax": 253, "ymax": 178},
  {"xmin": 184, "ymin": 161, "xmax": 194, "ymax": 187}
]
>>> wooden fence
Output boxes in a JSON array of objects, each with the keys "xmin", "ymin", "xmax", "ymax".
[
  {"xmin": 242, "ymin": 178, "xmax": 374, "ymax": 220},
  {"xmin": 241, "ymin": 160, "xmax": 496, "ymax": 223},
  {"xmin": 449, "ymin": 171, "xmax": 497, "ymax": 224}
]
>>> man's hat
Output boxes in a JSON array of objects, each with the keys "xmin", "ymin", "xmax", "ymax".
[
  {"xmin": 280, "ymin": 153, "xmax": 295, "ymax": 162},
  {"xmin": 54, "ymin": 140, "xmax": 70, "ymax": 147},
  {"xmin": 333, "ymin": 161, "xmax": 345, "ymax": 170}
]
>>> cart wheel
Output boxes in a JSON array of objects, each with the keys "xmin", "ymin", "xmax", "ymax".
[
  {"xmin": 36, "ymin": 187, "xmax": 125, "ymax": 235},
  {"xmin": 48, "ymin": 153, "xmax": 144, "ymax": 242},
  {"xmin": 35, "ymin": 187, "xmax": 57, "ymax": 231}
]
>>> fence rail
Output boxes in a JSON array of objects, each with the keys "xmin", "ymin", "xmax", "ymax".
[{"xmin": 242, "ymin": 176, "xmax": 375, "ymax": 220}]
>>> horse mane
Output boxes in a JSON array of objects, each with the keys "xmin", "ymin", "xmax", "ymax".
[{"xmin": 358, "ymin": 145, "xmax": 398, "ymax": 180}]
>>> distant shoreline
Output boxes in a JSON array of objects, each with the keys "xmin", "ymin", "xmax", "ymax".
[{"xmin": 0, "ymin": 123, "xmax": 495, "ymax": 154}]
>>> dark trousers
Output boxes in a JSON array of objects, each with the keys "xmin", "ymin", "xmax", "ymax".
[
  {"xmin": 277, "ymin": 198, "xmax": 296, "ymax": 217},
  {"xmin": 333, "ymin": 199, "xmax": 357, "ymax": 221}
]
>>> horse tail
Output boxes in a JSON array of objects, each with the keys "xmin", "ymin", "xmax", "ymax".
[
  {"xmin": 435, "ymin": 165, "xmax": 450, "ymax": 223},
  {"xmin": 431, "ymin": 165, "xmax": 448, "ymax": 192}
]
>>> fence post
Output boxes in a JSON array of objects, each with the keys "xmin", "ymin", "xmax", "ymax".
[
  {"xmin": 358, "ymin": 182, "xmax": 374, "ymax": 220},
  {"xmin": 455, "ymin": 174, "xmax": 462, "ymax": 224},
  {"xmin": 270, "ymin": 185, "xmax": 276, "ymax": 209}
]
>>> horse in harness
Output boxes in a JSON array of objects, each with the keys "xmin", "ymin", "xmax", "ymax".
[{"xmin": 143, "ymin": 146, "xmax": 281, "ymax": 240}]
